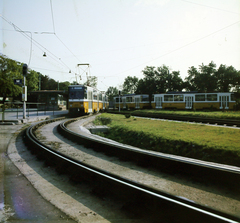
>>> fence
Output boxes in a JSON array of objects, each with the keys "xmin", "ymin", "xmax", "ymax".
[{"xmin": 1, "ymin": 102, "xmax": 60, "ymax": 121}]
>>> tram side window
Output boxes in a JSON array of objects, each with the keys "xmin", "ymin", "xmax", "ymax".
[
  {"xmin": 164, "ymin": 95, "xmax": 173, "ymax": 101},
  {"xmin": 207, "ymin": 94, "xmax": 217, "ymax": 101},
  {"xmin": 115, "ymin": 97, "xmax": 122, "ymax": 103},
  {"xmin": 87, "ymin": 91, "xmax": 92, "ymax": 100},
  {"xmin": 93, "ymin": 94, "xmax": 98, "ymax": 100},
  {"xmin": 99, "ymin": 94, "xmax": 102, "ymax": 101},
  {"xmin": 84, "ymin": 88, "xmax": 87, "ymax": 99},
  {"xmin": 231, "ymin": 94, "xmax": 235, "ymax": 101},
  {"xmin": 142, "ymin": 96, "xmax": 149, "ymax": 102},
  {"xmin": 126, "ymin": 97, "xmax": 133, "ymax": 102},
  {"xmin": 174, "ymin": 95, "xmax": 183, "ymax": 101},
  {"xmin": 195, "ymin": 94, "xmax": 205, "ymax": 101}
]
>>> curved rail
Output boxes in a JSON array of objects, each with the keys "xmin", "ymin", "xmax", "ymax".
[
  {"xmin": 109, "ymin": 111, "xmax": 240, "ymax": 127},
  {"xmin": 55, "ymin": 118, "xmax": 240, "ymax": 222},
  {"xmin": 59, "ymin": 118, "xmax": 240, "ymax": 191}
]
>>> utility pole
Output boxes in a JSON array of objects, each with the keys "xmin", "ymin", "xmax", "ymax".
[{"xmin": 22, "ymin": 64, "xmax": 28, "ymax": 119}]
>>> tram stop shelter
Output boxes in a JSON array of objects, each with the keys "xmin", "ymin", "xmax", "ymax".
[{"xmin": 30, "ymin": 90, "xmax": 68, "ymax": 111}]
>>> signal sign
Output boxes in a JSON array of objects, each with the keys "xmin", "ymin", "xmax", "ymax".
[{"xmin": 14, "ymin": 79, "xmax": 22, "ymax": 85}]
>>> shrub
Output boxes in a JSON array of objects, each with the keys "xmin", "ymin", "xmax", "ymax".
[{"xmin": 95, "ymin": 116, "xmax": 112, "ymax": 125}]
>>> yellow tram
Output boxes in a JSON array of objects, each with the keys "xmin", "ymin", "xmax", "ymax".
[
  {"xmin": 114, "ymin": 92, "xmax": 236, "ymax": 110},
  {"xmin": 68, "ymin": 85, "xmax": 108, "ymax": 116}
]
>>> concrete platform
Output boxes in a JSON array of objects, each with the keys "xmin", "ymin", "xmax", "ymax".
[{"xmin": 89, "ymin": 125, "xmax": 109, "ymax": 134}]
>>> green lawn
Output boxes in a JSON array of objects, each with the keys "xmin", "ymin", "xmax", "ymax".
[{"xmin": 95, "ymin": 113, "xmax": 240, "ymax": 167}]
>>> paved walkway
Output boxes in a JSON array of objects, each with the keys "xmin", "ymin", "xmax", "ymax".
[
  {"xmin": 0, "ymin": 109, "xmax": 69, "ymax": 124},
  {"xmin": 0, "ymin": 109, "xmax": 75, "ymax": 222}
]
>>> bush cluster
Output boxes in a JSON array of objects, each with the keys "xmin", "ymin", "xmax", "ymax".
[{"xmin": 95, "ymin": 116, "xmax": 112, "ymax": 125}]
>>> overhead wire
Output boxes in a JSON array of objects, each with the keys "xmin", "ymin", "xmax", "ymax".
[
  {"xmin": 1, "ymin": 0, "xmax": 82, "ymax": 78},
  {"xmin": 1, "ymin": 15, "xmax": 33, "ymax": 66},
  {"xmin": 0, "ymin": 14, "xmax": 72, "ymax": 71},
  {"xmin": 113, "ymin": 19, "xmax": 240, "ymax": 76},
  {"xmin": 181, "ymin": 0, "xmax": 240, "ymax": 15},
  {"xmin": 49, "ymin": 0, "xmax": 82, "ymax": 64},
  {"xmin": 50, "ymin": 0, "xmax": 56, "ymax": 33}
]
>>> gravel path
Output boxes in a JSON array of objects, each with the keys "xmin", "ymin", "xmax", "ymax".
[{"xmin": 35, "ymin": 117, "xmax": 240, "ymax": 219}]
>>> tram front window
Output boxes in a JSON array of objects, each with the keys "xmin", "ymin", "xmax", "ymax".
[{"xmin": 69, "ymin": 86, "xmax": 87, "ymax": 99}]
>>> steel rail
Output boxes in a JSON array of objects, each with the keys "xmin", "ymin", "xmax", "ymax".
[
  {"xmin": 108, "ymin": 111, "xmax": 240, "ymax": 127},
  {"xmin": 59, "ymin": 118, "xmax": 240, "ymax": 190},
  {"xmin": 22, "ymin": 118, "xmax": 240, "ymax": 222},
  {"xmin": 56, "ymin": 119, "xmax": 240, "ymax": 222}
]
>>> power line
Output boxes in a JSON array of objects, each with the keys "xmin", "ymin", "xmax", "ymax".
[
  {"xmin": 1, "ymin": 1, "xmax": 82, "ymax": 75},
  {"xmin": 31, "ymin": 66, "xmax": 70, "ymax": 73},
  {"xmin": 181, "ymin": 0, "xmax": 240, "ymax": 15},
  {"xmin": 49, "ymin": 0, "xmax": 82, "ymax": 64},
  {"xmin": 113, "ymin": 19, "xmax": 240, "ymax": 76},
  {"xmin": 0, "ymin": 14, "xmax": 72, "ymax": 71},
  {"xmin": 54, "ymin": 34, "xmax": 82, "ymax": 63},
  {"xmin": 50, "ymin": 0, "xmax": 56, "ymax": 33}
]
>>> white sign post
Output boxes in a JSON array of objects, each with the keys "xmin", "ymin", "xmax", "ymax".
[{"xmin": 22, "ymin": 64, "xmax": 28, "ymax": 119}]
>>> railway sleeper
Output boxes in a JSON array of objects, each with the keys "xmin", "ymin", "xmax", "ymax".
[{"xmin": 58, "ymin": 120, "xmax": 240, "ymax": 193}]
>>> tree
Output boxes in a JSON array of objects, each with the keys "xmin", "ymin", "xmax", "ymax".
[
  {"xmin": 136, "ymin": 65, "xmax": 184, "ymax": 107},
  {"xmin": 122, "ymin": 76, "xmax": 139, "ymax": 94},
  {"xmin": 59, "ymin": 81, "xmax": 70, "ymax": 91},
  {"xmin": 84, "ymin": 76, "xmax": 98, "ymax": 88},
  {"xmin": 71, "ymin": 81, "xmax": 78, "ymax": 85},
  {"xmin": 185, "ymin": 61, "xmax": 217, "ymax": 92},
  {"xmin": 47, "ymin": 78, "xmax": 58, "ymax": 90},
  {"xmin": 106, "ymin": 86, "xmax": 118, "ymax": 101},
  {"xmin": 199, "ymin": 61, "xmax": 217, "ymax": 91},
  {"xmin": 214, "ymin": 65, "xmax": 238, "ymax": 92},
  {"xmin": 40, "ymin": 74, "xmax": 50, "ymax": 90},
  {"xmin": 184, "ymin": 66, "xmax": 200, "ymax": 91},
  {"xmin": 26, "ymin": 70, "xmax": 39, "ymax": 92},
  {"xmin": 234, "ymin": 71, "xmax": 240, "ymax": 92},
  {"xmin": 155, "ymin": 65, "xmax": 184, "ymax": 92},
  {"xmin": 0, "ymin": 55, "xmax": 22, "ymax": 103},
  {"xmin": 136, "ymin": 66, "xmax": 157, "ymax": 107}
]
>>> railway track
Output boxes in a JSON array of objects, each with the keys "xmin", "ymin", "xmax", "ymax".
[
  {"xmin": 60, "ymin": 117, "xmax": 240, "ymax": 191},
  {"xmin": 109, "ymin": 111, "xmax": 240, "ymax": 128},
  {"xmin": 22, "ymin": 116, "xmax": 240, "ymax": 222}
]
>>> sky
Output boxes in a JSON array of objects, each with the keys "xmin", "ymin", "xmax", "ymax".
[{"xmin": 1, "ymin": 0, "xmax": 240, "ymax": 92}]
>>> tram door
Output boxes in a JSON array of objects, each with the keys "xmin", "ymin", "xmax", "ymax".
[
  {"xmin": 185, "ymin": 96, "xmax": 193, "ymax": 109},
  {"xmin": 122, "ymin": 98, "xmax": 126, "ymax": 109},
  {"xmin": 220, "ymin": 95, "xmax": 229, "ymax": 109},
  {"xmin": 155, "ymin": 96, "xmax": 163, "ymax": 108},
  {"xmin": 135, "ymin": 97, "xmax": 140, "ymax": 109},
  {"xmin": 88, "ymin": 91, "xmax": 93, "ymax": 113}
]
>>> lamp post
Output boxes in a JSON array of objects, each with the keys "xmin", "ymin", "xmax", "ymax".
[{"xmin": 22, "ymin": 64, "xmax": 28, "ymax": 119}]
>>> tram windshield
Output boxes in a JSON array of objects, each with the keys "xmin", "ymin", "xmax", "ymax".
[{"xmin": 69, "ymin": 86, "xmax": 87, "ymax": 99}]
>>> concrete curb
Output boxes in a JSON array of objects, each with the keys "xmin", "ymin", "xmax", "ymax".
[{"xmin": 7, "ymin": 117, "xmax": 110, "ymax": 223}]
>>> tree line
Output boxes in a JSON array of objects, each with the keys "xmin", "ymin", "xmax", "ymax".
[
  {"xmin": 0, "ymin": 55, "xmax": 71, "ymax": 103},
  {"xmin": 106, "ymin": 62, "xmax": 240, "ymax": 101},
  {"xmin": 1, "ymin": 55, "xmax": 240, "ymax": 105}
]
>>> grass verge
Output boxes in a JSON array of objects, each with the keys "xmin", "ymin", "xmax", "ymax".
[
  {"xmin": 109, "ymin": 109, "xmax": 240, "ymax": 120},
  {"xmin": 95, "ymin": 113, "xmax": 240, "ymax": 167}
]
